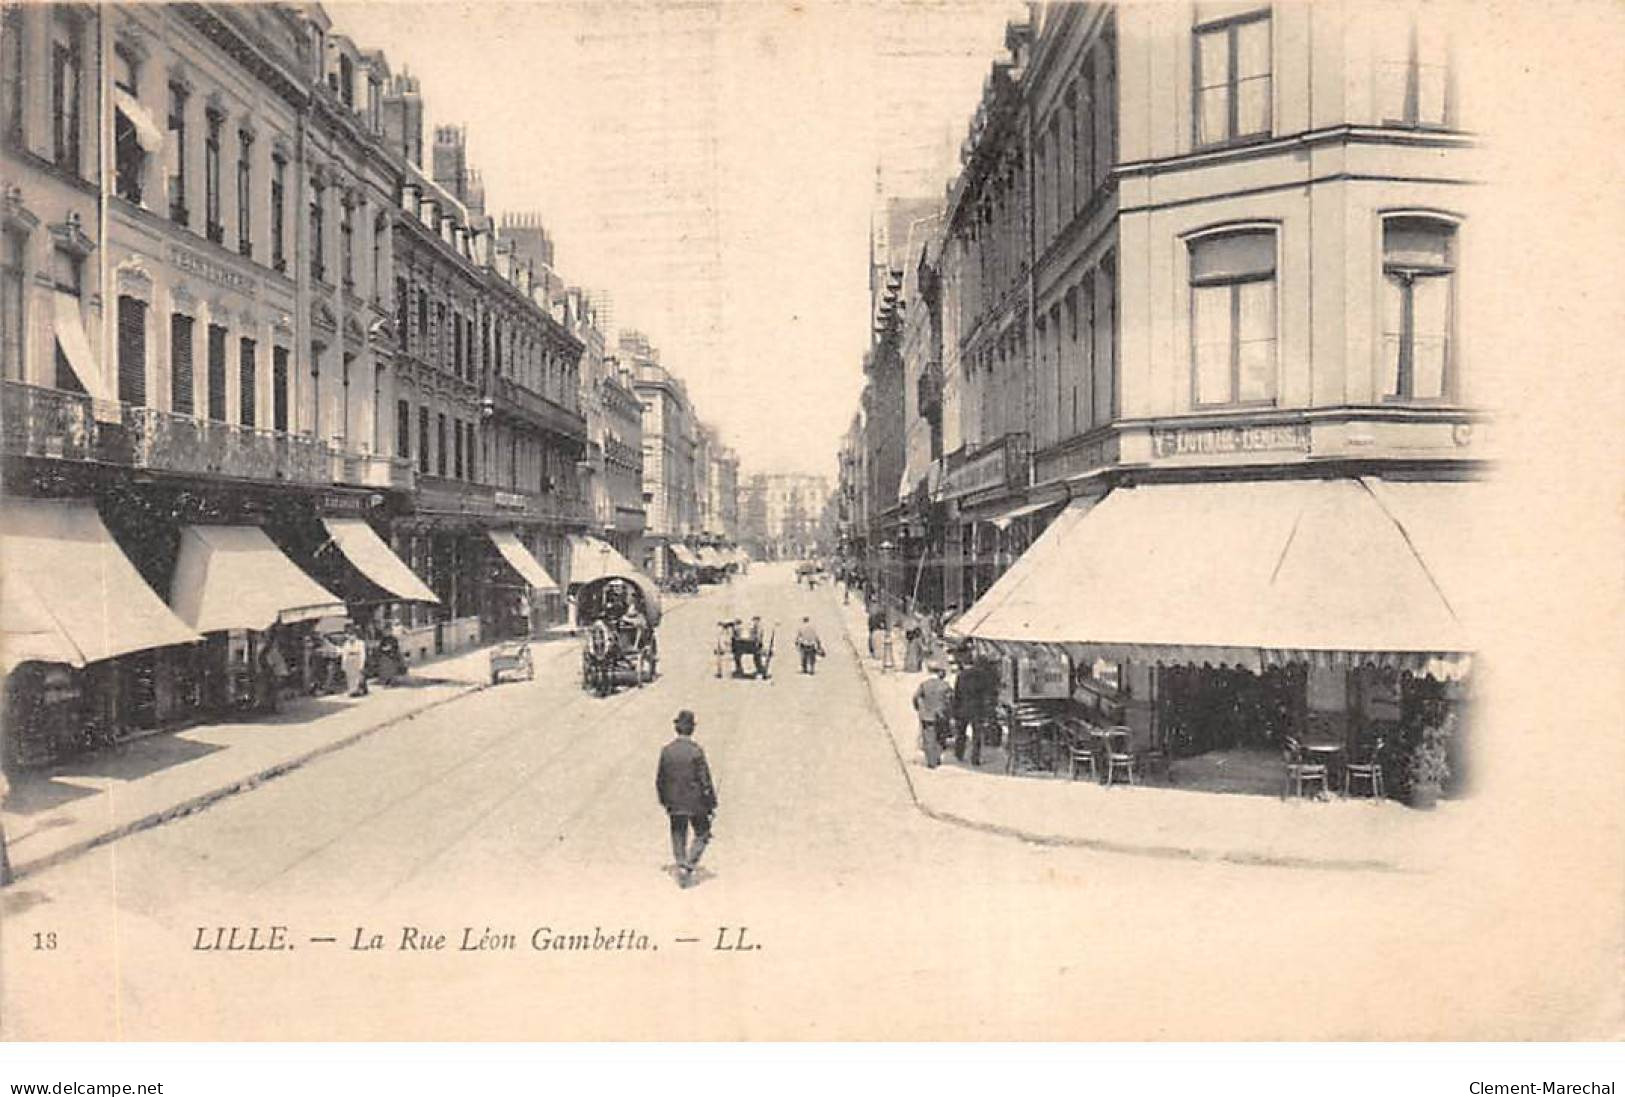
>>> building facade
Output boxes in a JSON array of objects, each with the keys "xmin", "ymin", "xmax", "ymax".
[
  {"xmin": 932, "ymin": 1, "xmax": 1486, "ymax": 790},
  {"xmin": 740, "ymin": 472, "xmax": 831, "ymax": 561}
]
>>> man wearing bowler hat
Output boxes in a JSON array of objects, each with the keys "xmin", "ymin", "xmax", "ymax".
[{"xmin": 656, "ymin": 709, "xmax": 718, "ymax": 887}]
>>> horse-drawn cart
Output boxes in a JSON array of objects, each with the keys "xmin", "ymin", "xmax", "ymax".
[{"xmin": 578, "ymin": 573, "xmax": 662, "ymax": 696}]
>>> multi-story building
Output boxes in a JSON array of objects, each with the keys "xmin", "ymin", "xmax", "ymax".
[
  {"xmin": 741, "ymin": 473, "xmax": 831, "ymax": 561},
  {"xmin": 625, "ymin": 330, "xmax": 697, "ymax": 579},
  {"xmin": 938, "ymin": 22, "xmax": 1034, "ymax": 614},
  {"xmin": 1, "ymin": 3, "xmax": 429, "ymax": 763},
  {"xmin": 598, "ymin": 352, "xmax": 647, "ymax": 562},
  {"xmin": 383, "ymin": 110, "xmax": 589, "ymax": 652},
  {"xmin": 942, "ymin": 2, "xmax": 1487, "ymax": 782}
]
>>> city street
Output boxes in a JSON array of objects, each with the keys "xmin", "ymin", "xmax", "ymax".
[{"xmin": 0, "ymin": 563, "xmax": 1604, "ymax": 1041}]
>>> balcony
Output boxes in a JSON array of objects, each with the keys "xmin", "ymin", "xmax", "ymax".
[
  {"xmin": 415, "ymin": 474, "xmax": 589, "ymax": 525},
  {"xmin": 487, "ymin": 375, "xmax": 587, "ymax": 448},
  {"xmin": 2, "ymin": 381, "xmax": 415, "ymax": 492}
]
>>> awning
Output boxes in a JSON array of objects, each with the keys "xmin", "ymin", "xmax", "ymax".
[
  {"xmin": 986, "ymin": 496, "xmax": 1066, "ymax": 531},
  {"xmin": 1, "ymin": 499, "xmax": 201, "ymax": 670},
  {"xmin": 53, "ymin": 291, "xmax": 112, "ymax": 402},
  {"xmin": 488, "ymin": 530, "xmax": 559, "ymax": 592},
  {"xmin": 170, "ymin": 525, "xmax": 346, "ymax": 632},
  {"xmin": 669, "ymin": 544, "xmax": 700, "ymax": 567},
  {"xmin": 950, "ymin": 478, "xmax": 1475, "ymax": 678},
  {"xmin": 567, "ymin": 535, "xmax": 646, "ymax": 587},
  {"xmin": 322, "ymin": 518, "xmax": 440, "ymax": 604},
  {"xmin": 697, "ymin": 547, "xmax": 726, "ymax": 568},
  {"xmin": 1359, "ymin": 476, "xmax": 1490, "ymax": 632},
  {"xmin": 114, "ymin": 87, "xmax": 164, "ymax": 152}
]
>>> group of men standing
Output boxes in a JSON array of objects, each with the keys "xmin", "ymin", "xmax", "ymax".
[{"xmin": 912, "ymin": 653, "xmax": 1000, "ymax": 769}]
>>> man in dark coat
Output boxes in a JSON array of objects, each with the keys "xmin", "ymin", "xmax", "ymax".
[{"xmin": 655, "ymin": 709, "xmax": 718, "ymax": 887}]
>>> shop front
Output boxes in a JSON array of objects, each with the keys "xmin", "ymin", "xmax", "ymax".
[
  {"xmin": 485, "ymin": 529, "xmax": 560, "ymax": 640},
  {"xmin": 1, "ymin": 498, "xmax": 202, "ymax": 768},
  {"xmin": 948, "ymin": 475, "xmax": 1483, "ymax": 801}
]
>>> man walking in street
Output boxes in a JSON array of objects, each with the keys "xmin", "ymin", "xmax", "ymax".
[
  {"xmin": 655, "ymin": 710, "xmax": 718, "ymax": 888},
  {"xmin": 912, "ymin": 663, "xmax": 954, "ymax": 769},
  {"xmin": 794, "ymin": 616, "xmax": 825, "ymax": 675}
]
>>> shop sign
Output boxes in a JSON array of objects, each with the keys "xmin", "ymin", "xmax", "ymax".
[
  {"xmin": 494, "ymin": 491, "xmax": 527, "ymax": 510},
  {"xmin": 1035, "ymin": 435, "xmax": 1119, "ymax": 485},
  {"xmin": 168, "ymin": 244, "xmax": 256, "ymax": 295},
  {"xmin": 1016, "ymin": 649, "xmax": 1072, "ymax": 700},
  {"xmin": 318, "ymin": 492, "xmax": 367, "ymax": 515},
  {"xmin": 942, "ymin": 446, "xmax": 1006, "ymax": 500},
  {"xmin": 1151, "ymin": 422, "xmax": 1310, "ymax": 459}
]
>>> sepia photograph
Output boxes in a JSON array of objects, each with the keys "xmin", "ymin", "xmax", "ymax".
[{"xmin": 0, "ymin": 0, "xmax": 1620, "ymax": 1072}]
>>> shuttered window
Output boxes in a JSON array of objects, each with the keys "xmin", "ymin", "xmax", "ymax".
[
  {"xmin": 206, "ymin": 323, "xmax": 226, "ymax": 421},
  {"xmin": 239, "ymin": 337, "xmax": 256, "ymax": 426},
  {"xmin": 272, "ymin": 346, "xmax": 289, "ymax": 431},
  {"xmin": 170, "ymin": 313, "xmax": 194, "ymax": 414},
  {"xmin": 397, "ymin": 399, "xmax": 410, "ymax": 459},
  {"xmin": 117, "ymin": 296, "xmax": 146, "ymax": 405}
]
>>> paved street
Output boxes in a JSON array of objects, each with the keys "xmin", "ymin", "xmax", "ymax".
[{"xmin": 0, "ymin": 564, "xmax": 1607, "ymax": 1041}]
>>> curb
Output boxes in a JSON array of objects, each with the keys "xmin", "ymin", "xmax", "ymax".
[
  {"xmin": 832, "ymin": 593, "xmax": 1410, "ymax": 875},
  {"xmin": 6, "ymin": 679, "xmax": 490, "ymax": 885}
]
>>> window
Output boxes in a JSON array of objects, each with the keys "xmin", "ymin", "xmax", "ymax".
[
  {"xmin": 466, "ymin": 422, "xmax": 476, "ymax": 481},
  {"xmin": 372, "ymin": 215, "xmax": 385, "ymax": 299},
  {"xmin": 1194, "ymin": 10, "xmax": 1271, "ymax": 147},
  {"xmin": 340, "ymin": 196, "xmax": 354, "ymax": 286},
  {"xmin": 239, "ymin": 337, "xmax": 256, "ymax": 426},
  {"xmin": 113, "ymin": 46, "xmax": 145, "ymax": 204},
  {"xmin": 397, "ymin": 399, "xmax": 410, "ymax": 458},
  {"xmin": 1034, "ymin": 134, "xmax": 1048, "ymax": 247},
  {"xmin": 117, "ymin": 296, "xmax": 146, "ymax": 406},
  {"xmin": 309, "ymin": 342, "xmax": 322, "ymax": 434},
  {"xmin": 1381, "ymin": 216, "xmax": 1456, "ymax": 400},
  {"xmin": 170, "ymin": 313, "xmax": 194, "ymax": 414},
  {"xmin": 436, "ymin": 413, "xmax": 447, "ymax": 476},
  {"xmin": 338, "ymin": 54, "xmax": 354, "ymax": 107},
  {"xmin": 1095, "ymin": 36, "xmax": 1116, "ymax": 190},
  {"xmin": 206, "ymin": 323, "xmax": 227, "ymax": 421},
  {"xmin": 2, "ymin": 230, "xmax": 24, "ymax": 380},
  {"xmin": 1189, "ymin": 230, "xmax": 1276, "ymax": 407},
  {"xmin": 368, "ymin": 76, "xmax": 381, "ymax": 132},
  {"xmin": 453, "ymin": 417, "xmax": 464, "ymax": 479},
  {"xmin": 168, "ymin": 83, "xmax": 189, "ymax": 224},
  {"xmin": 272, "ymin": 346, "xmax": 289, "ymax": 431},
  {"xmin": 52, "ymin": 245, "xmax": 81, "ymax": 298},
  {"xmin": 1076, "ymin": 63, "xmax": 1094, "ymax": 211},
  {"xmin": 453, "ymin": 312, "xmax": 464, "ymax": 378},
  {"xmin": 237, "ymin": 130, "xmax": 253, "ymax": 256},
  {"xmin": 435, "ymin": 302, "xmax": 446, "ymax": 367},
  {"xmin": 418, "ymin": 406, "xmax": 430, "ymax": 473},
  {"xmin": 310, "ymin": 180, "xmax": 325, "ymax": 281},
  {"xmin": 395, "ymin": 277, "xmax": 409, "ymax": 350},
  {"xmin": 1049, "ymin": 114, "xmax": 1065, "ymax": 242},
  {"xmin": 204, "ymin": 109, "xmax": 223, "ymax": 244},
  {"xmin": 51, "ymin": 12, "xmax": 82, "ymax": 173},
  {"xmin": 1377, "ymin": 9, "xmax": 1452, "ymax": 127},
  {"xmin": 416, "ymin": 288, "xmax": 427, "ymax": 348},
  {"xmin": 1097, "ymin": 252, "xmax": 1117, "ymax": 423},
  {"xmin": 270, "ymin": 153, "xmax": 286, "ymax": 271},
  {"xmin": 2, "ymin": 5, "xmax": 22, "ymax": 144}
]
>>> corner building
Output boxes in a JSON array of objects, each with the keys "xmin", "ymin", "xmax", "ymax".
[{"xmin": 949, "ymin": 1, "xmax": 1487, "ymax": 793}]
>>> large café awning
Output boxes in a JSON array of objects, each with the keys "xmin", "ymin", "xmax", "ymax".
[
  {"xmin": 1, "ymin": 499, "xmax": 201, "ymax": 671},
  {"xmin": 322, "ymin": 517, "xmax": 440, "ymax": 604},
  {"xmin": 170, "ymin": 525, "xmax": 346, "ymax": 633},
  {"xmin": 948, "ymin": 477, "xmax": 1484, "ymax": 680},
  {"xmin": 669, "ymin": 544, "xmax": 701, "ymax": 567},
  {"xmin": 567, "ymin": 535, "xmax": 644, "ymax": 587}
]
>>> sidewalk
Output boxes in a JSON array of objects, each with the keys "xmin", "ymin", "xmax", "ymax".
[
  {"xmin": 0, "ymin": 637, "xmax": 578, "ymax": 883},
  {"xmin": 831, "ymin": 588, "xmax": 1471, "ymax": 873}
]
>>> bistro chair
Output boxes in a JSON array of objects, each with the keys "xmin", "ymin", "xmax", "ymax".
[
  {"xmin": 1104, "ymin": 727, "xmax": 1138, "ymax": 787},
  {"xmin": 1343, "ymin": 736, "xmax": 1387, "ymax": 800},
  {"xmin": 1282, "ymin": 737, "xmax": 1329, "ymax": 799},
  {"xmin": 1008, "ymin": 703, "xmax": 1057, "ymax": 775},
  {"xmin": 1062, "ymin": 719, "xmax": 1099, "ymax": 783}
]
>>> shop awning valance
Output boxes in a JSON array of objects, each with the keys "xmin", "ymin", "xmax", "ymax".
[
  {"xmin": 948, "ymin": 478, "xmax": 1479, "ymax": 678},
  {"xmin": 1, "ymin": 499, "xmax": 201, "ymax": 670},
  {"xmin": 322, "ymin": 517, "xmax": 440, "ymax": 604},
  {"xmin": 670, "ymin": 544, "xmax": 700, "ymax": 567},
  {"xmin": 488, "ymin": 530, "xmax": 559, "ymax": 593},
  {"xmin": 985, "ymin": 496, "xmax": 1067, "ymax": 531},
  {"xmin": 567, "ymin": 535, "xmax": 644, "ymax": 587},
  {"xmin": 170, "ymin": 525, "xmax": 345, "ymax": 633}
]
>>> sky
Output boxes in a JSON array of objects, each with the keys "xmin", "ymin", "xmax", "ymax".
[{"xmin": 329, "ymin": 0, "xmax": 1018, "ymax": 480}]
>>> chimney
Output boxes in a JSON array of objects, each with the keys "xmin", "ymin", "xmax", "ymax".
[
  {"xmin": 381, "ymin": 71, "xmax": 423, "ymax": 167},
  {"xmin": 432, "ymin": 125, "xmax": 468, "ymax": 202}
]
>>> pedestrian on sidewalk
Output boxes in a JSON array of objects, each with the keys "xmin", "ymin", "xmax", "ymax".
[
  {"xmin": 913, "ymin": 664, "xmax": 954, "ymax": 769},
  {"xmin": 952, "ymin": 651, "xmax": 995, "ymax": 765},
  {"xmin": 867, "ymin": 606, "xmax": 888, "ymax": 658},
  {"xmin": 341, "ymin": 624, "xmax": 369, "ymax": 698},
  {"xmin": 655, "ymin": 710, "xmax": 718, "ymax": 888},
  {"xmin": 794, "ymin": 616, "xmax": 825, "ymax": 675}
]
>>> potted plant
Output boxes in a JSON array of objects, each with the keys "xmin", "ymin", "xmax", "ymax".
[{"xmin": 1406, "ymin": 713, "xmax": 1455, "ymax": 809}]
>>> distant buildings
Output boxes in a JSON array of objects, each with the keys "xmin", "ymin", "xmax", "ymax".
[{"xmin": 741, "ymin": 472, "xmax": 831, "ymax": 561}]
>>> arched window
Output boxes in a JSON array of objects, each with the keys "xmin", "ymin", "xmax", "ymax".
[
  {"xmin": 1381, "ymin": 215, "xmax": 1456, "ymax": 400},
  {"xmin": 1188, "ymin": 228, "xmax": 1276, "ymax": 407}
]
